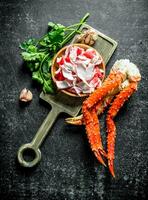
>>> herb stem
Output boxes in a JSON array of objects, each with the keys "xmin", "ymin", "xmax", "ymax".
[
  {"xmin": 40, "ymin": 53, "xmax": 49, "ymax": 68},
  {"xmin": 61, "ymin": 13, "xmax": 90, "ymax": 46},
  {"xmin": 65, "ymin": 28, "xmax": 79, "ymax": 31},
  {"xmin": 78, "ymin": 13, "xmax": 90, "ymax": 30},
  {"xmin": 36, "ymin": 33, "xmax": 48, "ymax": 46},
  {"xmin": 65, "ymin": 22, "xmax": 84, "ymax": 29},
  {"xmin": 38, "ymin": 53, "xmax": 49, "ymax": 83}
]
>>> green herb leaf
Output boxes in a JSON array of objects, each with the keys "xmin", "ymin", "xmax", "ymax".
[
  {"xmin": 19, "ymin": 38, "xmax": 37, "ymax": 51},
  {"xmin": 43, "ymin": 77, "xmax": 55, "ymax": 93},
  {"xmin": 48, "ymin": 22, "xmax": 56, "ymax": 28},
  {"xmin": 21, "ymin": 52, "xmax": 45, "ymax": 62},
  {"xmin": 32, "ymin": 71, "xmax": 43, "ymax": 84}
]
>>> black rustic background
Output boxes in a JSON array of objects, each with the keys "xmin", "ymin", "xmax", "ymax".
[{"xmin": 0, "ymin": 0, "xmax": 148, "ymax": 199}]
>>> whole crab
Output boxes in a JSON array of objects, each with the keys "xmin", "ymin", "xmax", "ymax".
[{"xmin": 66, "ymin": 59, "xmax": 141, "ymax": 177}]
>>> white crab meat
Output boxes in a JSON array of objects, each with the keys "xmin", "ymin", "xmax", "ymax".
[
  {"xmin": 76, "ymin": 63, "xmax": 94, "ymax": 82},
  {"xmin": 62, "ymin": 67, "xmax": 74, "ymax": 81},
  {"xmin": 112, "ymin": 59, "xmax": 141, "ymax": 82},
  {"xmin": 56, "ymin": 80, "xmax": 72, "ymax": 89},
  {"xmin": 54, "ymin": 45, "xmax": 104, "ymax": 95}
]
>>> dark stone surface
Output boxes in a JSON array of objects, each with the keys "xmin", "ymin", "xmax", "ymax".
[{"xmin": 0, "ymin": 0, "xmax": 148, "ymax": 199}]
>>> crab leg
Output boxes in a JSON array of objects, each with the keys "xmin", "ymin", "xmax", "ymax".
[
  {"xmin": 106, "ymin": 82, "xmax": 138, "ymax": 177},
  {"xmin": 65, "ymin": 96, "xmax": 113, "ymax": 166},
  {"xmin": 84, "ymin": 71, "xmax": 125, "ymax": 109},
  {"xmin": 91, "ymin": 108, "xmax": 107, "ymax": 165},
  {"xmin": 83, "ymin": 104, "xmax": 107, "ymax": 166},
  {"xmin": 65, "ymin": 95, "xmax": 114, "ymax": 125},
  {"xmin": 66, "ymin": 82, "xmax": 121, "ymax": 126},
  {"xmin": 65, "ymin": 114, "xmax": 84, "ymax": 125},
  {"xmin": 66, "ymin": 70, "xmax": 124, "ymax": 126},
  {"xmin": 80, "ymin": 72, "xmax": 125, "ymax": 166}
]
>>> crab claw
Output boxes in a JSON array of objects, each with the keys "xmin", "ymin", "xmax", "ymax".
[
  {"xmin": 94, "ymin": 149, "xmax": 107, "ymax": 167},
  {"xmin": 65, "ymin": 115, "xmax": 83, "ymax": 125},
  {"xmin": 108, "ymin": 159, "xmax": 115, "ymax": 178}
]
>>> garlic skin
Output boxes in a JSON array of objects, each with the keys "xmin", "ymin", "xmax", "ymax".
[{"xmin": 19, "ymin": 88, "xmax": 33, "ymax": 102}]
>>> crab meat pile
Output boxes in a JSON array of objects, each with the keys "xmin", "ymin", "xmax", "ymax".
[{"xmin": 54, "ymin": 45, "xmax": 104, "ymax": 95}]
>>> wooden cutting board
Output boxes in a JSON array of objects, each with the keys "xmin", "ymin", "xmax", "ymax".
[{"xmin": 17, "ymin": 25, "xmax": 118, "ymax": 168}]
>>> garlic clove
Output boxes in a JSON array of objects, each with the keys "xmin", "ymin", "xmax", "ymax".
[
  {"xmin": 89, "ymin": 39, "xmax": 95, "ymax": 46},
  {"xmin": 19, "ymin": 88, "xmax": 33, "ymax": 102},
  {"xmin": 92, "ymin": 33, "xmax": 98, "ymax": 41},
  {"xmin": 85, "ymin": 34, "xmax": 91, "ymax": 44}
]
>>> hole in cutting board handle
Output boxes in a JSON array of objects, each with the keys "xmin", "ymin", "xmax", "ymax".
[
  {"xmin": 22, "ymin": 148, "xmax": 36, "ymax": 162},
  {"xmin": 17, "ymin": 143, "xmax": 41, "ymax": 167}
]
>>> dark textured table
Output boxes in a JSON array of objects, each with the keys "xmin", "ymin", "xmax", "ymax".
[{"xmin": 0, "ymin": 0, "xmax": 148, "ymax": 199}]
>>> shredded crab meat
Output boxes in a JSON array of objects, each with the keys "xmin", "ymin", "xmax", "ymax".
[
  {"xmin": 56, "ymin": 80, "xmax": 72, "ymax": 89},
  {"xmin": 54, "ymin": 45, "xmax": 104, "ymax": 95}
]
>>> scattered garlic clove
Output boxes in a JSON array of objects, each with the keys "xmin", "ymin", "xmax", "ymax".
[{"xmin": 19, "ymin": 88, "xmax": 33, "ymax": 102}]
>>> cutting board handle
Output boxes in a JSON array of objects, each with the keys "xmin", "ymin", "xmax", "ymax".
[
  {"xmin": 32, "ymin": 107, "xmax": 60, "ymax": 148},
  {"xmin": 17, "ymin": 107, "xmax": 60, "ymax": 167}
]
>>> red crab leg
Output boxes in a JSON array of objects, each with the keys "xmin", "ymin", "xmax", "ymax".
[
  {"xmin": 83, "ymin": 104, "xmax": 107, "ymax": 166},
  {"xmin": 82, "ymin": 72, "xmax": 125, "ymax": 167},
  {"xmin": 106, "ymin": 82, "xmax": 138, "ymax": 177},
  {"xmin": 84, "ymin": 72, "xmax": 125, "ymax": 109},
  {"xmin": 95, "ymin": 95, "xmax": 114, "ymax": 115},
  {"xmin": 65, "ymin": 95, "xmax": 114, "ymax": 125},
  {"xmin": 91, "ymin": 108, "xmax": 107, "ymax": 165},
  {"xmin": 66, "ymin": 71, "xmax": 123, "ymax": 126}
]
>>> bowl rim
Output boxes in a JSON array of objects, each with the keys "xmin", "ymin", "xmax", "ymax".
[{"xmin": 51, "ymin": 43, "xmax": 105, "ymax": 98}]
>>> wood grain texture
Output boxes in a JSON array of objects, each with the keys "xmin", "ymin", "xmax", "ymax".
[{"xmin": 0, "ymin": 0, "xmax": 148, "ymax": 199}]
